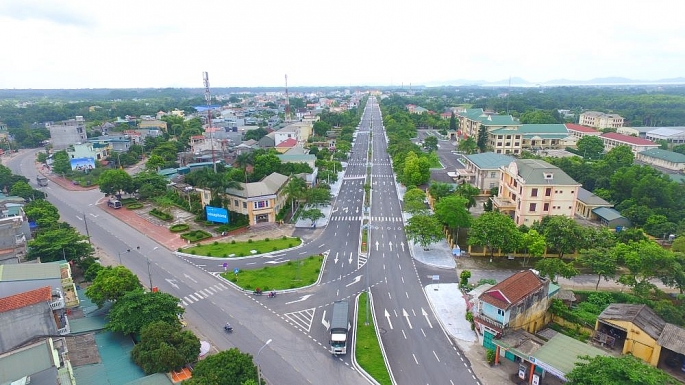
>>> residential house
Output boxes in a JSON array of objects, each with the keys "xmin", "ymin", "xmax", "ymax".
[
  {"xmin": 67, "ymin": 142, "xmax": 109, "ymax": 162},
  {"xmin": 0, "ymin": 261, "xmax": 79, "ymax": 308},
  {"xmin": 455, "ymin": 152, "xmax": 514, "ymax": 193},
  {"xmin": 219, "ymin": 172, "xmax": 289, "ymax": 225},
  {"xmin": 275, "ymin": 138, "xmax": 297, "ymax": 153},
  {"xmin": 0, "ymin": 202, "xmax": 31, "ymax": 264},
  {"xmin": 138, "ymin": 119, "xmax": 167, "ymax": 132},
  {"xmin": 575, "ymin": 187, "xmax": 612, "ymax": 219},
  {"xmin": 474, "ymin": 269, "xmax": 551, "ymax": 348},
  {"xmin": 259, "ymin": 132, "xmax": 276, "ymax": 149},
  {"xmin": 636, "ymin": 148, "xmax": 685, "ymax": 171},
  {"xmin": 645, "ymin": 127, "xmax": 685, "ymax": 145},
  {"xmin": 274, "ymin": 125, "xmax": 301, "ymax": 146},
  {"xmin": 600, "ymin": 132, "xmax": 660, "ymax": 155},
  {"xmin": 595, "ymin": 303, "xmax": 685, "ymax": 381},
  {"xmin": 492, "ymin": 159, "xmax": 581, "ymax": 226},
  {"xmin": 47, "ymin": 116, "xmax": 87, "ymax": 150},
  {"xmin": 88, "ymin": 135, "xmax": 132, "ymax": 153},
  {"xmin": 579, "ymin": 111, "xmax": 624, "ymax": 129},
  {"xmin": 565, "ymin": 123, "xmax": 601, "ymax": 140},
  {"xmin": 0, "ymin": 338, "xmax": 75, "ymax": 385}
]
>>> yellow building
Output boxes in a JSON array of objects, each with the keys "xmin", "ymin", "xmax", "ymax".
[
  {"xmin": 595, "ymin": 303, "xmax": 685, "ymax": 378},
  {"xmin": 223, "ymin": 173, "xmax": 289, "ymax": 226},
  {"xmin": 493, "ymin": 159, "xmax": 581, "ymax": 226}
]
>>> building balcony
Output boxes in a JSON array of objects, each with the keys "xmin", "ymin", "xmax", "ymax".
[
  {"xmin": 50, "ymin": 288, "xmax": 65, "ymax": 310},
  {"xmin": 491, "ymin": 196, "xmax": 516, "ymax": 210},
  {"xmin": 475, "ymin": 314, "xmax": 505, "ymax": 334}
]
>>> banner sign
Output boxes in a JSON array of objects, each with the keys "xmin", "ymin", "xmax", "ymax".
[{"xmin": 206, "ymin": 206, "xmax": 229, "ymax": 224}]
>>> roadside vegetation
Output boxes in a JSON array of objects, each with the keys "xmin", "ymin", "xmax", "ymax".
[
  {"xmin": 184, "ymin": 236, "xmax": 302, "ymax": 257},
  {"xmin": 221, "ymin": 254, "xmax": 323, "ymax": 290},
  {"xmin": 356, "ymin": 292, "xmax": 392, "ymax": 385}
]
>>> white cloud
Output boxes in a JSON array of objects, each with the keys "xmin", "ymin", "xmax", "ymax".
[{"xmin": 0, "ymin": 0, "xmax": 683, "ymax": 88}]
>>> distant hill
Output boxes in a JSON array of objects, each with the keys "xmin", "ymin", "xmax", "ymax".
[{"xmin": 425, "ymin": 77, "xmax": 685, "ymax": 87}]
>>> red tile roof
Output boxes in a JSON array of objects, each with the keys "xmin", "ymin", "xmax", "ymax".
[
  {"xmin": 276, "ymin": 138, "xmax": 297, "ymax": 148},
  {"xmin": 600, "ymin": 132, "xmax": 658, "ymax": 146},
  {"xmin": 565, "ymin": 123, "xmax": 598, "ymax": 133},
  {"xmin": 0, "ymin": 286, "xmax": 51, "ymax": 313},
  {"xmin": 480, "ymin": 270, "xmax": 544, "ymax": 310}
]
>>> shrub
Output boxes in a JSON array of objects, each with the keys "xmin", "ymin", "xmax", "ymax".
[
  {"xmin": 150, "ymin": 208, "xmax": 173, "ymax": 221},
  {"xmin": 177, "ymin": 248, "xmax": 182, "ymax": 252},
  {"xmin": 282, "ymin": 235, "xmax": 287, "ymax": 240},
  {"xmin": 207, "ymin": 252, "xmax": 212, "ymax": 257},
  {"xmin": 485, "ymin": 349, "xmax": 496, "ymax": 365},
  {"xmin": 126, "ymin": 202, "xmax": 144, "ymax": 209},
  {"xmin": 231, "ymin": 240, "xmax": 236, "ymax": 244},
  {"xmin": 223, "ymin": 253, "xmax": 228, "ymax": 258},
  {"xmin": 288, "ymin": 243, "xmax": 293, "ymax": 247},
  {"xmin": 180, "ymin": 230, "xmax": 212, "ymax": 242},
  {"xmin": 213, "ymin": 241, "xmax": 219, "ymax": 245},
  {"xmin": 169, "ymin": 223, "xmax": 189, "ymax": 233},
  {"xmin": 248, "ymin": 239, "xmax": 253, "ymax": 243},
  {"xmin": 272, "ymin": 247, "xmax": 277, "ymax": 251},
  {"xmin": 265, "ymin": 238, "xmax": 270, "ymax": 242}
]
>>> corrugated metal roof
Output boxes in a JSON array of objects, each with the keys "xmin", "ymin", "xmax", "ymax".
[
  {"xmin": 656, "ymin": 323, "xmax": 685, "ymax": 355},
  {"xmin": 532, "ymin": 333, "xmax": 609, "ymax": 378},
  {"xmin": 226, "ymin": 172, "xmax": 288, "ymax": 198},
  {"xmin": 514, "ymin": 159, "xmax": 580, "ymax": 186},
  {"xmin": 577, "ymin": 187, "xmax": 611, "ymax": 206},
  {"xmin": 464, "ymin": 152, "xmax": 515, "ymax": 170},
  {"xmin": 592, "ymin": 207, "xmax": 624, "ymax": 221},
  {"xmin": 0, "ymin": 263, "xmax": 61, "ymax": 282},
  {"xmin": 639, "ymin": 148, "xmax": 685, "ymax": 163},
  {"xmin": 599, "ymin": 304, "xmax": 665, "ymax": 340}
]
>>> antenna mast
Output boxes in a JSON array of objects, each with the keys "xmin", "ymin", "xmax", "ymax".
[
  {"xmin": 203, "ymin": 71, "xmax": 217, "ymax": 173},
  {"xmin": 285, "ymin": 74, "xmax": 292, "ymax": 122}
]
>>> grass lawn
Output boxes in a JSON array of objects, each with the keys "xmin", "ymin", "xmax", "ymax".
[
  {"xmin": 221, "ymin": 254, "xmax": 323, "ymax": 291},
  {"xmin": 184, "ymin": 236, "xmax": 301, "ymax": 257},
  {"xmin": 356, "ymin": 292, "xmax": 391, "ymax": 385}
]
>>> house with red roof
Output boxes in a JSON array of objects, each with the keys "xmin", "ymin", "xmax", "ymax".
[
  {"xmin": 473, "ymin": 270, "xmax": 552, "ymax": 349},
  {"xmin": 565, "ymin": 123, "xmax": 600, "ymax": 140},
  {"xmin": 600, "ymin": 132, "xmax": 660, "ymax": 155},
  {"xmin": 275, "ymin": 137, "xmax": 297, "ymax": 153}
]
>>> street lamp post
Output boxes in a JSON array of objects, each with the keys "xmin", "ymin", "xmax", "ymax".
[
  {"xmin": 147, "ymin": 246, "xmax": 159, "ymax": 290},
  {"xmin": 256, "ymin": 338, "xmax": 272, "ymax": 385},
  {"xmin": 118, "ymin": 248, "xmax": 131, "ymax": 264}
]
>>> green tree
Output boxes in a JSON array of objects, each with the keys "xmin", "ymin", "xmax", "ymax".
[
  {"xmin": 405, "ymin": 214, "xmax": 444, "ymax": 250},
  {"xmin": 672, "ymin": 236, "xmax": 685, "ymax": 253},
  {"xmin": 24, "ymin": 199, "xmax": 60, "ymax": 229},
  {"xmin": 534, "ymin": 257, "xmax": 578, "ymax": 284},
  {"xmin": 98, "ymin": 169, "xmax": 134, "ymax": 196},
  {"xmin": 433, "ymin": 195, "xmax": 470, "ymax": 243},
  {"xmin": 467, "ymin": 211, "xmax": 519, "ymax": 258},
  {"xmin": 455, "ymin": 183, "xmax": 480, "ymax": 210},
  {"xmin": 132, "ymin": 171, "xmax": 169, "ymax": 200},
  {"xmin": 534, "ymin": 216, "xmax": 584, "ymax": 258},
  {"xmin": 576, "ymin": 135, "xmax": 605, "ymax": 160},
  {"xmin": 423, "ymin": 136, "xmax": 438, "ymax": 152},
  {"xmin": 300, "ymin": 208, "xmax": 324, "ymax": 226},
  {"xmin": 51, "ymin": 150, "xmax": 71, "ymax": 175},
  {"xmin": 449, "ymin": 112, "xmax": 457, "ymax": 132},
  {"xmin": 10, "ymin": 180, "xmax": 36, "ymax": 200},
  {"xmin": 578, "ymin": 248, "xmax": 618, "ymax": 290},
  {"xmin": 283, "ymin": 176, "xmax": 307, "ymax": 215},
  {"xmin": 427, "ymin": 182, "xmax": 455, "ymax": 202},
  {"xmin": 612, "ymin": 241, "xmax": 674, "ymax": 297},
  {"xmin": 27, "ymin": 225, "xmax": 93, "ymax": 262},
  {"xmin": 243, "ymin": 127, "xmax": 269, "ymax": 141},
  {"xmin": 131, "ymin": 321, "xmax": 200, "ymax": 375},
  {"xmin": 184, "ymin": 348, "xmax": 258, "ymax": 385},
  {"xmin": 313, "ymin": 120, "xmax": 332, "ymax": 137},
  {"xmin": 458, "ymin": 137, "xmax": 478, "ymax": 154},
  {"xmin": 145, "ymin": 154, "xmax": 166, "ymax": 171},
  {"xmin": 566, "ymin": 354, "xmax": 675, "ymax": 385},
  {"xmin": 402, "ymin": 152, "xmax": 430, "ymax": 186},
  {"xmin": 602, "ymin": 145, "xmax": 634, "ymax": 169},
  {"xmin": 85, "ymin": 266, "xmax": 142, "ymax": 308},
  {"xmin": 519, "ymin": 110, "xmax": 558, "ymax": 124},
  {"xmin": 107, "ymin": 291, "xmax": 184, "ymax": 335},
  {"xmin": 476, "ymin": 125, "xmax": 488, "ymax": 152},
  {"xmin": 403, "ymin": 188, "xmax": 428, "ymax": 215},
  {"xmin": 252, "ymin": 152, "xmax": 282, "ymax": 181},
  {"xmin": 306, "ymin": 187, "xmax": 332, "ymax": 206},
  {"xmin": 521, "ymin": 229, "xmax": 546, "ymax": 267}
]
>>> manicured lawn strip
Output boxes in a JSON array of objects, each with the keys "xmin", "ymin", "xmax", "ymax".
[
  {"xmin": 185, "ymin": 237, "xmax": 301, "ymax": 257},
  {"xmin": 356, "ymin": 292, "xmax": 392, "ymax": 385},
  {"xmin": 220, "ymin": 255, "xmax": 322, "ymax": 290}
]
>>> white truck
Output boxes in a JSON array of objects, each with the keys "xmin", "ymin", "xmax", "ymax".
[
  {"xmin": 329, "ymin": 300, "xmax": 349, "ymax": 355},
  {"xmin": 36, "ymin": 175, "xmax": 49, "ymax": 187},
  {"xmin": 107, "ymin": 197, "xmax": 122, "ymax": 209}
]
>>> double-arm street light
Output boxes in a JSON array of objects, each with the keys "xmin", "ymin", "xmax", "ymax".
[
  {"xmin": 146, "ymin": 246, "xmax": 159, "ymax": 290},
  {"xmin": 256, "ymin": 338, "xmax": 272, "ymax": 385},
  {"xmin": 118, "ymin": 246, "xmax": 139, "ymax": 264}
]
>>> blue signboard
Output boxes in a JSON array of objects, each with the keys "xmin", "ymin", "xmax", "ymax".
[
  {"xmin": 234, "ymin": 268, "xmax": 239, "ymax": 275},
  {"xmin": 206, "ymin": 206, "xmax": 229, "ymax": 224}
]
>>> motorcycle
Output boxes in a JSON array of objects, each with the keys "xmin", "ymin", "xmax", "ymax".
[
  {"xmin": 268, "ymin": 291, "xmax": 277, "ymax": 298},
  {"xmin": 253, "ymin": 289, "xmax": 263, "ymax": 296},
  {"xmin": 224, "ymin": 323, "xmax": 233, "ymax": 332}
]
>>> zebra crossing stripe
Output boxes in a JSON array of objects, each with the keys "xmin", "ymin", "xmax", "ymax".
[{"xmin": 186, "ymin": 295, "xmax": 196, "ymax": 302}]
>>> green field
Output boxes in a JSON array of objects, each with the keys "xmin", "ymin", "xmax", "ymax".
[
  {"xmin": 184, "ymin": 236, "xmax": 301, "ymax": 257},
  {"xmin": 356, "ymin": 292, "xmax": 392, "ymax": 385},
  {"xmin": 221, "ymin": 254, "xmax": 323, "ymax": 291}
]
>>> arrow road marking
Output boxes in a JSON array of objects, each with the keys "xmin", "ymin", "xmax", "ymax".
[
  {"xmin": 183, "ymin": 273, "xmax": 197, "ymax": 283},
  {"xmin": 375, "ymin": 241, "xmax": 379, "ymax": 251},
  {"xmin": 421, "ymin": 308, "xmax": 433, "ymax": 328},
  {"xmin": 322, "ymin": 310, "xmax": 330, "ymax": 330},
  {"xmin": 285, "ymin": 294, "xmax": 312, "ymax": 305},
  {"xmin": 334, "ymin": 252, "xmax": 339, "ymax": 264},
  {"xmin": 400, "ymin": 242, "xmax": 405, "ymax": 252},
  {"xmin": 403, "ymin": 309, "xmax": 413, "ymax": 329},
  {"xmin": 165, "ymin": 278, "xmax": 179, "ymax": 289},
  {"xmin": 389, "ymin": 241, "xmax": 393, "ymax": 251},
  {"xmin": 348, "ymin": 252, "xmax": 353, "ymax": 264},
  {"xmin": 345, "ymin": 275, "xmax": 362, "ymax": 287},
  {"xmin": 384, "ymin": 309, "xmax": 394, "ymax": 330}
]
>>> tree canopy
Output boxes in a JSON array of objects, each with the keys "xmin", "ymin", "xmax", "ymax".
[
  {"xmin": 85, "ymin": 266, "xmax": 142, "ymax": 308},
  {"xmin": 566, "ymin": 354, "xmax": 675, "ymax": 385},
  {"xmin": 107, "ymin": 291, "xmax": 184, "ymax": 335},
  {"xmin": 184, "ymin": 348, "xmax": 259, "ymax": 385},
  {"xmin": 405, "ymin": 214, "xmax": 444, "ymax": 250},
  {"xmin": 131, "ymin": 321, "xmax": 200, "ymax": 375}
]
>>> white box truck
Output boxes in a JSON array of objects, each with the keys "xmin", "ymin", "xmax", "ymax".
[{"xmin": 330, "ymin": 300, "xmax": 349, "ymax": 355}]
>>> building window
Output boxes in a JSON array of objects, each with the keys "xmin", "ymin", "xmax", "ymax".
[
  {"xmin": 254, "ymin": 200, "xmax": 269, "ymax": 209},
  {"xmin": 543, "ymin": 203, "xmax": 549, "ymax": 211},
  {"xmin": 531, "ymin": 188, "xmax": 538, "ymax": 197},
  {"xmin": 545, "ymin": 188, "xmax": 551, "ymax": 196},
  {"xmin": 498, "ymin": 135, "xmax": 503, "ymax": 139},
  {"xmin": 505, "ymin": 142, "xmax": 511, "ymax": 146},
  {"xmin": 497, "ymin": 309, "xmax": 504, "ymax": 316},
  {"xmin": 490, "ymin": 172, "xmax": 496, "ymax": 178},
  {"xmin": 515, "ymin": 135, "xmax": 520, "ymax": 139},
  {"xmin": 514, "ymin": 142, "xmax": 520, "ymax": 146},
  {"xmin": 234, "ymin": 199, "xmax": 239, "ymax": 207},
  {"xmin": 489, "ymin": 182, "xmax": 496, "ymax": 188},
  {"xmin": 529, "ymin": 203, "xmax": 537, "ymax": 212},
  {"xmin": 497, "ymin": 142, "xmax": 502, "ymax": 146},
  {"xmin": 506, "ymin": 135, "xmax": 511, "ymax": 139},
  {"xmin": 243, "ymin": 202, "xmax": 247, "ymax": 209}
]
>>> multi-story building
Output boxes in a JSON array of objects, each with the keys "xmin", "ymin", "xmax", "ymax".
[
  {"xmin": 579, "ymin": 111, "xmax": 625, "ymax": 129},
  {"xmin": 474, "ymin": 269, "xmax": 551, "ymax": 345},
  {"xmin": 47, "ymin": 116, "xmax": 87, "ymax": 150},
  {"xmin": 492, "ymin": 159, "xmax": 581, "ymax": 226},
  {"xmin": 274, "ymin": 125, "xmax": 302, "ymax": 146},
  {"xmin": 645, "ymin": 127, "xmax": 685, "ymax": 145},
  {"xmin": 487, "ymin": 124, "xmax": 569, "ymax": 155},
  {"xmin": 455, "ymin": 109, "xmax": 521, "ymax": 139},
  {"xmin": 636, "ymin": 148, "xmax": 685, "ymax": 172},
  {"xmin": 565, "ymin": 123, "xmax": 601, "ymax": 140},
  {"xmin": 456, "ymin": 152, "xmax": 514, "ymax": 193},
  {"xmin": 600, "ymin": 132, "xmax": 660, "ymax": 155}
]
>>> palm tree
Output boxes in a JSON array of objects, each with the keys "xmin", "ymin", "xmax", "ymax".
[{"xmin": 283, "ymin": 177, "xmax": 307, "ymax": 218}]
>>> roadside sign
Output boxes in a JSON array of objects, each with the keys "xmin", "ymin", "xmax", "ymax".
[{"xmin": 234, "ymin": 268, "xmax": 239, "ymax": 275}]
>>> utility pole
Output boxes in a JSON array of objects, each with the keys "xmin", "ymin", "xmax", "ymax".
[
  {"xmin": 203, "ymin": 71, "xmax": 217, "ymax": 173},
  {"xmin": 83, "ymin": 212, "xmax": 91, "ymax": 244}
]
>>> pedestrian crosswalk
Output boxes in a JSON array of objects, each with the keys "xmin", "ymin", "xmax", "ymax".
[
  {"xmin": 329, "ymin": 215, "xmax": 403, "ymax": 222},
  {"xmin": 180, "ymin": 283, "xmax": 228, "ymax": 306},
  {"xmin": 344, "ymin": 173, "xmax": 394, "ymax": 179}
]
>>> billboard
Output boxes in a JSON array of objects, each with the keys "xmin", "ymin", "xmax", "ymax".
[
  {"xmin": 206, "ymin": 206, "xmax": 229, "ymax": 224},
  {"xmin": 70, "ymin": 157, "xmax": 96, "ymax": 172}
]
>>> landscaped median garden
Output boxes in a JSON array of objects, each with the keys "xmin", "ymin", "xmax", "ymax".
[
  {"xmin": 220, "ymin": 253, "xmax": 322, "ymax": 290},
  {"xmin": 182, "ymin": 236, "xmax": 302, "ymax": 258},
  {"xmin": 356, "ymin": 292, "xmax": 392, "ymax": 385}
]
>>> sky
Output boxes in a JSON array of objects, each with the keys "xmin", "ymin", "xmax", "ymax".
[{"xmin": 1, "ymin": 0, "xmax": 683, "ymax": 89}]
